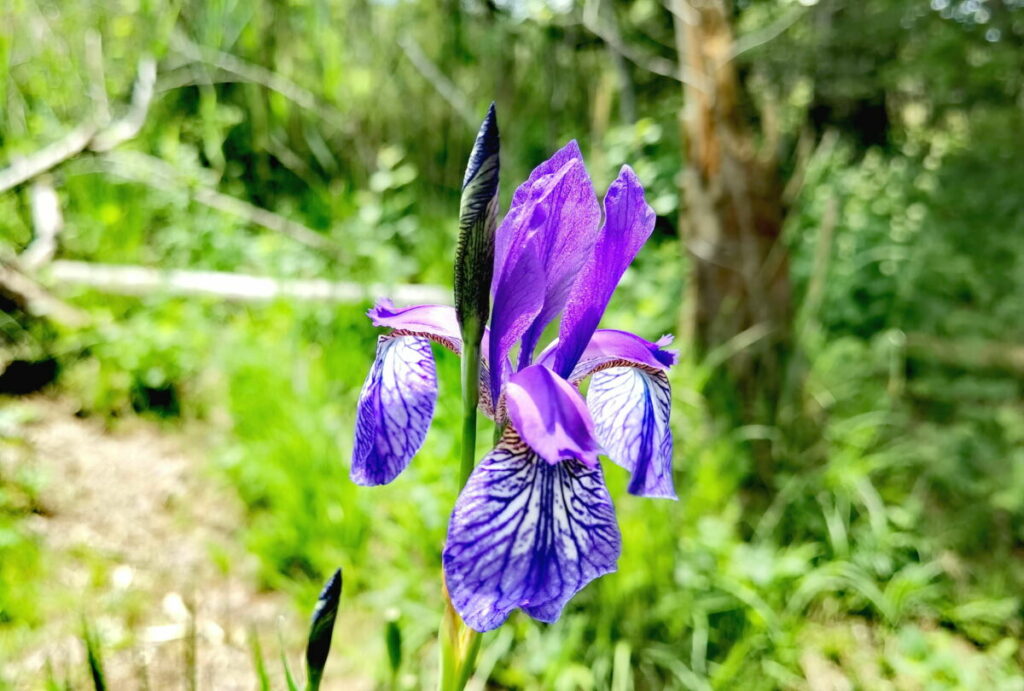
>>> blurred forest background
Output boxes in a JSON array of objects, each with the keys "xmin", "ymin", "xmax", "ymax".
[{"xmin": 2, "ymin": 0, "xmax": 1024, "ymax": 688}]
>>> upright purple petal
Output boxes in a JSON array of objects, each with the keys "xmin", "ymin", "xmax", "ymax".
[
  {"xmin": 505, "ymin": 365, "xmax": 602, "ymax": 467},
  {"xmin": 369, "ymin": 299, "xmax": 462, "ymax": 353},
  {"xmin": 588, "ymin": 367, "xmax": 676, "ymax": 499},
  {"xmin": 488, "ymin": 241, "xmax": 545, "ymax": 401},
  {"xmin": 489, "ymin": 141, "xmax": 602, "ymax": 375},
  {"xmin": 551, "ymin": 166, "xmax": 656, "ymax": 378},
  {"xmin": 351, "ymin": 335, "xmax": 437, "ymax": 486},
  {"xmin": 443, "ymin": 432, "xmax": 621, "ymax": 632},
  {"xmin": 493, "ymin": 140, "xmax": 588, "ymax": 278}
]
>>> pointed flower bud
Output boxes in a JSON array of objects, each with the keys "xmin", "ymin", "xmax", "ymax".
[
  {"xmin": 305, "ymin": 568, "xmax": 342, "ymax": 690},
  {"xmin": 385, "ymin": 614, "xmax": 402, "ymax": 679},
  {"xmin": 454, "ymin": 103, "xmax": 500, "ymax": 346}
]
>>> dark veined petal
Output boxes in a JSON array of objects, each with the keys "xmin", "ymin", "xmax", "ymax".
[
  {"xmin": 455, "ymin": 103, "xmax": 500, "ymax": 341},
  {"xmin": 489, "ymin": 141, "xmax": 602, "ymax": 378},
  {"xmin": 351, "ymin": 335, "xmax": 437, "ymax": 486},
  {"xmin": 505, "ymin": 364, "xmax": 602, "ymax": 467},
  {"xmin": 368, "ymin": 299, "xmax": 463, "ymax": 354},
  {"xmin": 551, "ymin": 166, "xmax": 656, "ymax": 378},
  {"xmin": 442, "ymin": 431, "xmax": 621, "ymax": 632},
  {"xmin": 587, "ymin": 366, "xmax": 676, "ymax": 499}
]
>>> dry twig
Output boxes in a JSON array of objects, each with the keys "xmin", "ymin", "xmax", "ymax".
[
  {"xmin": 44, "ymin": 261, "xmax": 448, "ymax": 307},
  {"xmin": 94, "ymin": 151, "xmax": 341, "ymax": 257},
  {"xmin": 0, "ymin": 55, "xmax": 156, "ymax": 194},
  {"xmin": 397, "ymin": 34, "xmax": 477, "ymax": 128}
]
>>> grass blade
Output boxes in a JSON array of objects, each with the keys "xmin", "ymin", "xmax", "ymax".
[{"xmin": 81, "ymin": 620, "xmax": 107, "ymax": 691}]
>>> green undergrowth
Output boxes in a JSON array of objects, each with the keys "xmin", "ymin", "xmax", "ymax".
[
  {"xmin": 35, "ymin": 278, "xmax": 1020, "ymax": 687},
  {"xmin": 2, "ymin": 5, "xmax": 1023, "ymax": 680},
  {"xmin": 0, "ymin": 405, "xmax": 44, "ymax": 630}
]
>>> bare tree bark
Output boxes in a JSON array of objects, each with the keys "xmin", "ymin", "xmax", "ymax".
[{"xmin": 673, "ymin": 0, "xmax": 794, "ymax": 486}]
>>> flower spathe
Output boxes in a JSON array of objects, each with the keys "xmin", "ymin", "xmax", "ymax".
[{"xmin": 351, "ymin": 141, "xmax": 676, "ymax": 632}]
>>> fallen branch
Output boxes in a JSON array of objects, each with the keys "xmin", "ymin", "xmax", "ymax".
[
  {"xmin": 44, "ymin": 260, "xmax": 449, "ymax": 306},
  {"xmin": 20, "ymin": 177, "xmax": 64, "ymax": 270},
  {"xmin": 0, "ymin": 124, "xmax": 97, "ymax": 194},
  {"xmin": 90, "ymin": 57, "xmax": 157, "ymax": 152},
  {"xmin": 0, "ymin": 258, "xmax": 89, "ymax": 327},
  {"xmin": 0, "ymin": 55, "xmax": 156, "ymax": 194}
]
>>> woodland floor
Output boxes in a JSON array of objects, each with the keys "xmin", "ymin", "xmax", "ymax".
[{"xmin": 0, "ymin": 397, "xmax": 350, "ymax": 690}]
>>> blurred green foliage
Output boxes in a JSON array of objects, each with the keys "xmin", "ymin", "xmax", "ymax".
[
  {"xmin": 0, "ymin": 406, "xmax": 44, "ymax": 628},
  {"xmin": 3, "ymin": 0, "xmax": 1024, "ymax": 687}
]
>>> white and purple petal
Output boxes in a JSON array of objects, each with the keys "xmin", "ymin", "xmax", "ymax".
[
  {"xmin": 351, "ymin": 335, "xmax": 437, "ymax": 486},
  {"xmin": 587, "ymin": 366, "xmax": 676, "ymax": 499},
  {"xmin": 442, "ymin": 432, "xmax": 622, "ymax": 632},
  {"xmin": 551, "ymin": 166, "xmax": 656, "ymax": 378},
  {"xmin": 505, "ymin": 365, "xmax": 603, "ymax": 467}
]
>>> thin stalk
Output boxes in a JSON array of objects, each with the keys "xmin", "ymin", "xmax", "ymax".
[
  {"xmin": 455, "ymin": 631, "xmax": 483, "ymax": 691},
  {"xmin": 437, "ymin": 336, "xmax": 484, "ymax": 691},
  {"xmin": 459, "ymin": 339, "xmax": 481, "ymax": 487},
  {"xmin": 438, "ymin": 594, "xmax": 481, "ymax": 691}
]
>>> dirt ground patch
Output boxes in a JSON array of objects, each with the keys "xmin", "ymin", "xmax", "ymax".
[{"xmin": 1, "ymin": 397, "xmax": 305, "ymax": 689}]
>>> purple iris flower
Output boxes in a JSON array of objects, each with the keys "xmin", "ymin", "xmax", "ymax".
[{"xmin": 352, "ymin": 141, "xmax": 676, "ymax": 631}]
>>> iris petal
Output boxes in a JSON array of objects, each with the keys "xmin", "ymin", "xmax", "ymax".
[
  {"xmin": 556, "ymin": 329, "xmax": 677, "ymax": 382},
  {"xmin": 489, "ymin": 241, "xmax": 545, "ymax": 401},
  {"xmin": 442, "ymin": 431, "xmax": 621, "ymax": 632},
  {"xmin": 505, "ymin": 365, "xmax": 603, "ymax": 467},
  {"xmin": 368, "ymin": 299, "xmax": 496, "ymax": 417},
  {"xmin": 493, "ymin": 140, "xmax": 591, "ymax": 280},
  {"xmin": 587, "ymin": 366, "xmax": 676, "ymax": 499},
  {"xmin": 351, "ymin": 335, "xmax": 437, "ymax": 486},
  {"xmin": 368, "ymin": 299, "xmax": 462, "ymax": 354},
  {"xmin": 551, "ymin": 166, "xmax": 656, "ymax": 378},
  {"xmin": 489, "ymin": 141, "xmax": 602, "ymax": 378}
]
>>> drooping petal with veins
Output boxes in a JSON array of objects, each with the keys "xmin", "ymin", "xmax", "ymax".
[
  {"xmin": 443, "ymin": 432, "xmax": 621, "ymax": 632},
  {"xmin": 587, "ymin": 366, "xmax": 675, "ymax": 499},
  {"xmin": 351, "ymin": 335, "xmax": 437, "ymax": 486}
]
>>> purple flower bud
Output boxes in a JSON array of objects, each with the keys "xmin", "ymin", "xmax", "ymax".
[
  {"xmin": 305, "ymin": 568, "xmax": 342, "ymax": 688},
  {"xmin": 454, "ymin": 103, "xmax": 499, "ymax": 345}
]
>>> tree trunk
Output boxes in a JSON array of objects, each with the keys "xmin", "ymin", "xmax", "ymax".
[{"xmin": 673, "ymin": 0, "xmax": 793, "ymax": 486}]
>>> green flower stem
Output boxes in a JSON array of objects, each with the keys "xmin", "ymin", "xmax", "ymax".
[
  {"xmin": 437, "ymin": 333, "xmax": 485, "ymax": 691},
  {"xmin": 455, "ymin": 630, "xmax": 483, "ymax": 691},
  {"xmin": 439, "ymin": 590, "xmax": 481, "ymax": 691},
  {"xmin": 459, "ymin": 339, "xmax": 481, "ymax": 488}
]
